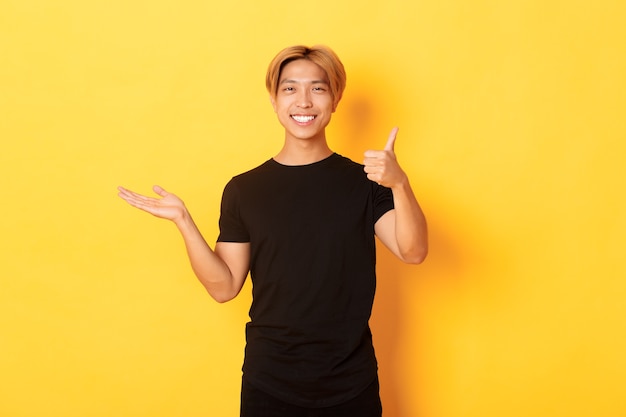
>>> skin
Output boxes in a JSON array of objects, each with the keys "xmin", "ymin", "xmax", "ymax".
[
  {"xmin": 118, "ymin": 58, "xmax": 428, "ymax": 303},
  {"xmin": 270, "ymin": 59, "xmax": 336, "ymax": 165}
]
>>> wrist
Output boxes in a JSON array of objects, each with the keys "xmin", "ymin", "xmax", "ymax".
[
  {"xmin": 389, "ymin": 173, "xmax": 410, "ymax": 193},
  {"xmin": 173, "ymin": 208, "xmax": 193, "ymax": 229}
]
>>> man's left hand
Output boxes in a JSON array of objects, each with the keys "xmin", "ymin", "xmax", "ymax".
[{"xmin": 363, "ymin": 127, "xmax": 407, "ymax": 188}]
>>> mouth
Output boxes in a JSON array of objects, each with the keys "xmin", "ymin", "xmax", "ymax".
[{"xmin": 291, "ymin": 115, "xmax": 316, "ymax": 124}]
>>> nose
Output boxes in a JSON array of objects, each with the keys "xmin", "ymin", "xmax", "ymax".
[{"xmin": 296, "ymin": 89, "xmax": 312, "ymax": 108}]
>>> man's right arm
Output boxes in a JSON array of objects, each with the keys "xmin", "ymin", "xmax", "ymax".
[
  {"xmin": 118, "ymin": 185, "xmax": 250, "ymax": 303},
  {"xmin": 176, "ymin": 211, "xmax": 250, "ymax": 302}
]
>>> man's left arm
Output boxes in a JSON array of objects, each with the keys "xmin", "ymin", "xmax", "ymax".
[{"xmin": 364, "ymin": 127, "xmax": 428, "ymax": 264}]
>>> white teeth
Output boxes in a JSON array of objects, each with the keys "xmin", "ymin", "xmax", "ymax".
[{"xmin": 292, "ymin": 115, "xmax": 315, "ymax": 123}]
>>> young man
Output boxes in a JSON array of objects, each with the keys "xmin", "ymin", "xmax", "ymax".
[{"xmin": 118, "ymin": 45, "xmax": 428, "ymax": 417}]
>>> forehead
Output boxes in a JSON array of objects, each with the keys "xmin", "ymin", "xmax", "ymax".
[{"xmin": 279, "ymin": 59, "xmax": 329, "ymax": 83}]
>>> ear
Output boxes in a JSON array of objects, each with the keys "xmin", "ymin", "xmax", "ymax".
[
  {"xmin": 332, "ymin": 93, "xmax": 342, "ymax": 113},
  {"xmin": 270, "ymin": 94, "xmax": 277, "ymax": 113}
]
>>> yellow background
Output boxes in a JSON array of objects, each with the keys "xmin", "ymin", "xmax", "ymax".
[{"xmin": 1, "ymin": 0, "xmax": 625, "ymax": 416}]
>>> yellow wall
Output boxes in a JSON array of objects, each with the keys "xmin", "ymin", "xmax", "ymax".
[{"xmin": 1, "ymin": 1, "xmax": 625, "ymax": 416}]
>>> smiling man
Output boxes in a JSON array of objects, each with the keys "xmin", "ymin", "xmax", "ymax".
[{"xmin": 118, "ymin": 45, "xmax": 428, "ymax": 417}]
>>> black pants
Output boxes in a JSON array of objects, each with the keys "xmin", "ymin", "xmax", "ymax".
[{"xmin": 240, "ymin": 377, "xmax": 383, "ymax": 417}]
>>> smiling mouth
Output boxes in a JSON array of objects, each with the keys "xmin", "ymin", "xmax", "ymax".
[{"xmin": 291, "ymin": 115, "xmax": 316, "ymax": 123}]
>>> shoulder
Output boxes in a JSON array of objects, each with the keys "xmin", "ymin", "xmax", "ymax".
[
  {"xmin": 325, "ymin": 153, "xmax": 367, "ymax": 178},
  {"xmin": 232, "ymin": 159, "xmax": 275, "ymax": 180},
  {"xmin": 330, "ymin": 153, "xmax": 362, "ymax": 168},
  {"xmin": 224, "ymin": 159, "xmax": 277, "ymax": 189}
]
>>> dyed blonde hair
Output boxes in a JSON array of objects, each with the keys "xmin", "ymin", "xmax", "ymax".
[{"xmin": 265, "ymin": 45, "xmax": 347, "ymax": 109}]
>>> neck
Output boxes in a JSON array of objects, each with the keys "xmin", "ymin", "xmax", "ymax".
[{"xmin": 273, "ymin": 135, "xmax": 333, "ymax": 166}]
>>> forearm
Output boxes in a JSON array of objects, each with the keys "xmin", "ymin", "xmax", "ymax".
[
  {"xmin": 390, "ymin": 177, "xmax": 428, "ymax": 264},
  {"xmin": 174, "ymin": 212, "xmax": 239, "ymax": 302}
]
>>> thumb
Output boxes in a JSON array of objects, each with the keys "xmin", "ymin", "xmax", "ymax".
[
  {"xmin": 153, "ymin": 185, "xmax": 168, "ymax": 197},
  {"xmin": 385, "ymin": 127, "xmax": 399, "ymax": 151}
]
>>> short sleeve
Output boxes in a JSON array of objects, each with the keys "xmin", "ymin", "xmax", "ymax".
[
  {"xmin": 217, "ymin": 179, "xmax": 250, "ymax": 242},
  {"xmin": 372, "ymin": 183, "xmax": 394, "ymax": 223}
]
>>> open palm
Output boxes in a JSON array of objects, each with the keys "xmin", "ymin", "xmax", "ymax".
[{"xmin": 117, "ymin": 185, "xmax": 186, "ymax": 222}]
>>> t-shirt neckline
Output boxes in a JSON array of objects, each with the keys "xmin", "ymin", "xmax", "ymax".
[{"xmin": 269, "ymin": 152, "xmax": 338, "ymax": 168}]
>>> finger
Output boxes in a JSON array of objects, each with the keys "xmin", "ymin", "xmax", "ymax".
[
  {"xmin": 384, "ymin": 127, "xmax": 399, "ymax": 151},
  {"xmin": 364, "ymin": 150, "xmax": 384, "ymax": 159},
  {"xmin": 363, "ymin": 165, "xmax": 379, "ymax": 174},
  {"xmin": 118, "ymin": 188, "xmax": 158, "ymax": 209},
  {"xmin": 117, "ymin": 186, "xmax": 140, "ymax": 200},
  {"xmin": 118, "ymin": 187, "xmax": 146, "ymax": 200},
  {"xmin": 117, "ymin": 186, "xmax": 133, "ymax": 196},
  {"xmin": 153, "ymin": 185, "xmax": 167, "ymax": 197}
]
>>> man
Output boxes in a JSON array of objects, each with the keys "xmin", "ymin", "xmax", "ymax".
[{"xmin": 118, "ymin": 45, "xmax": 427, "ymax": 417}]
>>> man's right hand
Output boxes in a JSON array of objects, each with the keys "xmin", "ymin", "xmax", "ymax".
[{"xmin": 117, "ymin": 185, "xmax": 187, "ymax": 223}]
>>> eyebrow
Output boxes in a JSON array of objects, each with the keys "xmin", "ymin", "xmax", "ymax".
[{"xmin": 279, "ymin": 79, "xmax": 329, "ymax": 85}]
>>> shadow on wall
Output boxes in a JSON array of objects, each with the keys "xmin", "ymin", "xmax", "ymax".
[
  {"xmin": 335, "ymin": 70, "xmax": 475, "ymax": 416},
  {"xmin": 371, "ymin": 209, "xmax": 471, "ymax": 417},
  {"xmin": 336, "ymin": 60, "xmax": 530, "ymax": 416}
]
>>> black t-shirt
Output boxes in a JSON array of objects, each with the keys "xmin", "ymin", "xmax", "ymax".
[{"xmin": 217, "ymin": 153, "xmax": 394, "ymax": 407}]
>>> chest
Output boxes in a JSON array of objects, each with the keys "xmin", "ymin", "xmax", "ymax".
[{"xmin": 239, "ymin": 171, "xmax": 374, "ymax": 244}]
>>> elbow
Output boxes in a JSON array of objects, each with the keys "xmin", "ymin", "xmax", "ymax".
[
  {"xmin": 209, "ymin": 291, "xmax": 237, "ymax": 304},
  {"xmin": 199, "ymin": 273, "xmax": 244, "ymax": 303},
  {"xmin": 211, "ymin": 294, "xmax": 233, "ymax": 304},
  {"xmin": 205, "ymin": 286, "xmax": 240, "ymax": 304},
  {"xmin": 401, "ymin": 245, "xmax": 428, "ymax": 265}
]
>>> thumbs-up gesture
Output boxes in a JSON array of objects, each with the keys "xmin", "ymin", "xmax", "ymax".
[{"xmin": 363, "ymin": 127, "xmax": 407, "ymax": 189}]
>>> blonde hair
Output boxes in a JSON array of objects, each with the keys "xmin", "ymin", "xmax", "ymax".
[{"xmin": 266, "ymin": 45, "xmax": 347, "ymax": 109}]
